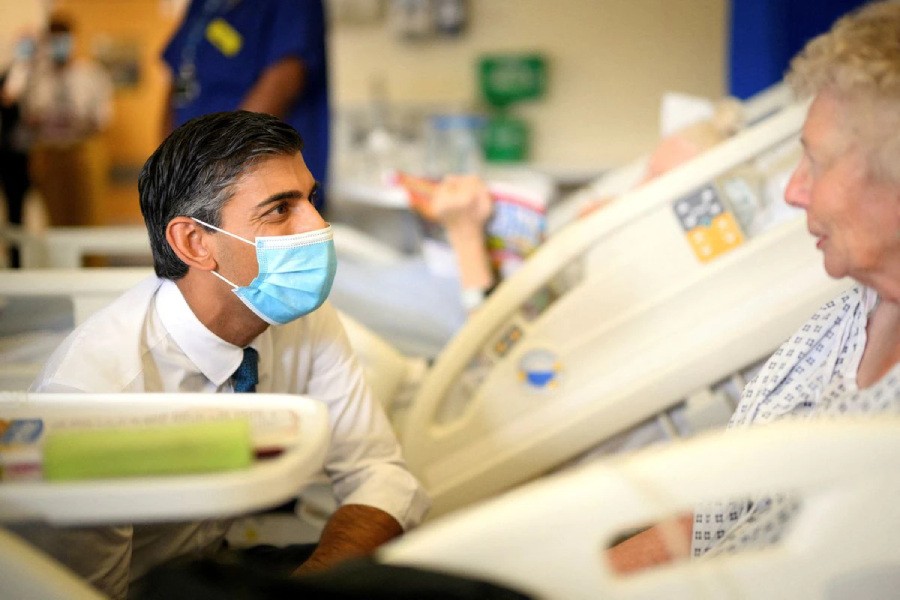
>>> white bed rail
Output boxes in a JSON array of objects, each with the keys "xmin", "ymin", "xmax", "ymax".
[
  {"xmin": 0, "ymin": 392, "xmax": 330, "ymax": 525},
  {"xmin": 0, "ymin": 527, "xmax": 104, "ymax": 600},
  {"xmin": 0, "ymin": 225, "xmax": 152, "ymax": 269},
  {"xmin": 547, "ymin": 82, "xmax": 795, "ymax": 235},
  {"xmin": 0, "ymin": 267, "xmax": 152, "ymax": 323},
  {"xmin": 742, "ymin": 82, "xmax": 793, "ymax": 126},
  {"xmin": 0, "ymin": 391, "xmax": 330, "ymax": 600},
  {"xmin": 382, "ymin": 418, "xmax": 900, "ymax": 599}
]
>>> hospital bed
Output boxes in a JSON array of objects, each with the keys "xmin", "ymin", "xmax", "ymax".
[
  {"xmin": 0, "ymin": 225, "xmax": 153, "ymax": 269},
  {"xmin": 0, "ymin": 268, "xmax": 151, "ymax": 391},
  {"xmin": 0, "ymin": 268, "xmax": 422, "ymax": 421},
  {"xmin": 381, "ymin": 417, "xmax": 900, "ymax": 599},
  {"xmin": 399, "ymin": 101, "xmax": 851, "ymax": 517},
  {"xmin": 0, "ymin": 391, "xmax": 331, "ymax": 600},
  {"xmin": 328, "ymin": 83, "xmax": 799, "ymax": 358}
]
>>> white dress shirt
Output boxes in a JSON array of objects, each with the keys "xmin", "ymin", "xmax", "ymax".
[{"xmin": 26, "ymin": 276, "xmax": 429, "ymax": 599}]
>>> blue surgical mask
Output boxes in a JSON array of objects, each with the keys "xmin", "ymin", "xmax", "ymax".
[{"xmin": 193, "ymin": 218, "xmax": 337, "ymax": 325}]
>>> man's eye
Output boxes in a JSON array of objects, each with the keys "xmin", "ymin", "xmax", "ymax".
[
  {"xmin": 271, "ymin": 202, "xmax": 289, "ymax": 215},
  {"xmin": 309, "ymin": 188, "xmax": 319, "ymax": 205}
]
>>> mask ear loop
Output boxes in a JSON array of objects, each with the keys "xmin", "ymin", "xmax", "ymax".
[
  {"xmin": 191, "ymin": 217, "xmax": 254, "ymax": 289},
  {"xmin": 210, "ymin": 269, "xmax": 240, "ymax": 289},
  {"xmin": 192, "ymin": 217, "xmax": 257, "ymax": 246}
]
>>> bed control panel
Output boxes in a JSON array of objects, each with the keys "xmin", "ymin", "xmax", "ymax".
[
  {"xmin": 492, "ymin": 323, "xmax": 523, "ymax": 358},
  {"xmin": 672, "ymin": 183, "xmax": 744, "ymax": 263}
]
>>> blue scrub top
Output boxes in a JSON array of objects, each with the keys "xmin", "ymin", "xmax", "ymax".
[{"xmin": 163, "ymin": 0, "xmax": 330, "ymax": 209}]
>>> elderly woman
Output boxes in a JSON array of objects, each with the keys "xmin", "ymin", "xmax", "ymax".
[{"xmin": 609, "ymin": 0, "xmax": 900, "ymax": 571}]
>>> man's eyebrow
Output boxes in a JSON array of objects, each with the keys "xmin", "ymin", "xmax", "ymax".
[
  {"xmin": 254, "ymin": 182, "xmax": 320, "ymax": 211},
  {"xmin": 255, "ymin": 190, "xmax": 304, "ymax": 211}
]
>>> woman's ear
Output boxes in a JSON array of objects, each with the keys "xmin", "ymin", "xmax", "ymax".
[{"xmin": 167, "ymin": 217, "xmax": 217, "ymax": 271}]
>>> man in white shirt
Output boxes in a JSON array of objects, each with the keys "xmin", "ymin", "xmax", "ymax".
[{"xmin": 22, "ymin": 110, "xmax": 430, "ymax": 599}]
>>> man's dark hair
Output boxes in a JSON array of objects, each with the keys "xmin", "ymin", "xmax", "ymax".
[{"xmin": 138, "ymin": 111, "xmax": 304, "ymax": 279}]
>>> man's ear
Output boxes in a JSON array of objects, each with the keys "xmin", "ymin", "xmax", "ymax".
[{"xmin": 167, "ymin": 217, "xmax": 217, "ymax": 271}]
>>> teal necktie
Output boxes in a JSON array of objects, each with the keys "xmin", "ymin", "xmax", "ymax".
[{"xmin": 232, "ymin": 347, "xmax": 258, "ymax": 393}]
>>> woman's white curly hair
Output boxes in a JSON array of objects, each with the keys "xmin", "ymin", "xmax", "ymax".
[{"xmin": 788, "ymin": 0, "xmax": 900, "ymax": 182}]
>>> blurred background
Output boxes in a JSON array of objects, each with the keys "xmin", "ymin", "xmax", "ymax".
[{"xmin": 0, "ymin": 0, "xmax": 864, "ymax": 231}]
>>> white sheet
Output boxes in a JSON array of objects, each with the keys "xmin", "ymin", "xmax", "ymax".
[{"xmin": 329, "ymin": 255, "xmax": 467, "ymax": 359}]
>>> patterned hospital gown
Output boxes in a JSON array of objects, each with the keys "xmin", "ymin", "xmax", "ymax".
[{"xmin": 692, "ymin": 285, "xmax": 900, "ymax": 557}]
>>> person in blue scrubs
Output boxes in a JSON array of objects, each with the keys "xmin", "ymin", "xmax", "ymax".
[{"xmin": 162, "ymin": 0, "xmax": 330, "ymax": 212}]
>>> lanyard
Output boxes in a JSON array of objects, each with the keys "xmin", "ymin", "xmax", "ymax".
[{"xmin": 174, "ymin": 0, "xmax": 239, "ymax": 105}]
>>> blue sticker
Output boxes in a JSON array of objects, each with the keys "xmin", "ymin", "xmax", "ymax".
[{"xmin": 518, "ymin": 349, "xmax": 561, "ymax": 389}]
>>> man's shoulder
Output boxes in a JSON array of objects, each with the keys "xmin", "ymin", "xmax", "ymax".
[
  {"xmin": 32, "ymin": 277, "xmax": 165, "ymax": 392},
  {"xmin": 92, "ymin": 275, "xmax": 165, "ymax": 324}
]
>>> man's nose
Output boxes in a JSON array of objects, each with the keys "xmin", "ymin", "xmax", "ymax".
[{"xmin": 295, "ymin": 205, "xmax": 327, "ymax": 233}]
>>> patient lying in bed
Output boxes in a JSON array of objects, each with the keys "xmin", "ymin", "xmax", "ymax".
[{"xmin": 403, "ymin": 97, "xmax": 744, "ymax": 312}]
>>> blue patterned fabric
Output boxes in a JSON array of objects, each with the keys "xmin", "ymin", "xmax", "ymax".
[
  {"xmin": 232, "ymin": 347, "xmax": 258, "ymax": 393},
  {"xmin": 692, "ymin": 285, "xmax": 900, "ymax": 557}
]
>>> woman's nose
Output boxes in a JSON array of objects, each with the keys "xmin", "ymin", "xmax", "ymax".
[{"xmin": 784, "ymin": 160, "xmax": 810, "ymax": 209}]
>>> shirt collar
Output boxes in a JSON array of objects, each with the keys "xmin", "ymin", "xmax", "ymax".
[{"xmin": 156, "ymin": 278, "xmax": 245, "ymax": 386}]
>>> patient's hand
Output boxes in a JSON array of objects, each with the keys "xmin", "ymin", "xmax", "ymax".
[
  {"xmin": 432, "ymin": 175, "xmax": 495, "ymax": 295},
  {"xmin": 606, "ymin": 513, "xmax": 693, "ymax": 575},
  {"xmin": 396, "ymin": 173, "xmax": 495, "ymax": 296},
  {"xmin": 431, "ymin": 174, "xmax": 493, "ymax": 233},
  {"xmin": 397, "ymin": 173, "xmax": 492, "ymax": 231}
]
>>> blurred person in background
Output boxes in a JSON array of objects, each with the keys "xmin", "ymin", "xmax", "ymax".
[
  {"xmin": 162, "ymin": 0, "xmax": 330, "ymax": 213},
  {"xmin": 7, "ymin": 13, "xmax": 113, "ymax": 227},
  {"xmin": 0, "ymin": 36, "xmax": 34, "ymax": 266}
]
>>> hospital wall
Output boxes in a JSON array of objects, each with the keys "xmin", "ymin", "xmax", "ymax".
[
  {"xmin": 14, "ymin": 0, "xmax": 726, "ymax": 225},
  {"xmin": 330, "ymin": 0, "xmax": 728, "ymax": 174}
]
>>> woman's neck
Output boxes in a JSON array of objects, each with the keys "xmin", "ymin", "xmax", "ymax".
[{"xmin": 857, "ymin": 298, "xmax": 900, "ymax": 388}]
